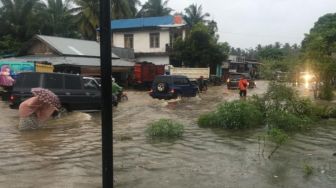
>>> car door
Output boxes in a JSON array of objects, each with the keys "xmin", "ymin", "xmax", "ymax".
[
  {"xmin": 83, "ymin": 78, "xmax": 101, "ymax": 109},
  {"xmin": 173, "ymin": 77, "xmax": 190, "ymax": 97},
  {"xmin": 63, "ymin": 75, "xmax": 95, "ymax": 110}
]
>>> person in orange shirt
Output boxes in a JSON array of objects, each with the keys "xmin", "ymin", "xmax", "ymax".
[{"xmin": 238, "ymin": 75, "xmax": 248, "ymax": 98}]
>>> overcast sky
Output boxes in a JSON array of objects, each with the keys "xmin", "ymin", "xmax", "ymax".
[{"xmin": 140, "ymin": 0, "xmax": 336, "ymax": 49}]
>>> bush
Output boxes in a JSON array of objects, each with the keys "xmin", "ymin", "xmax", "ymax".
[
  {"xmin": 146, "ymin": 119, "xmax": 184, "ymax": 138},
  {"xmin": 198, "ymin": 100, "xmax": 263, "ymax": 129},
  {"xmin": 329, "ymin": 107, "xmax": 336, "ymax": 118},
  {"xmin": 266, "ymin": 110, "xmax": 310, "ymax": 131},
  {"xmin": 268, "ymin": 128, "xmax": 288, "ymax": 145},
  {"xmin": 319, "ymin": 83, "xmax": 334, "ymax": 101}
]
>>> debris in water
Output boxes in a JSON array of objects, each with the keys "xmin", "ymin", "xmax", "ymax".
[{"xmin": 273, "ymin": 175, "xmax": 278, "ymax": 178}]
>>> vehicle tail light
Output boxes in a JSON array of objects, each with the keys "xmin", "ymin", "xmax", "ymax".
[
  {"xmin": 170, "ymin": 89, "xmax": 175, "ymax": 93},
  {"xmin": 149, "ymin": 89, "xmax": 153, "ymax": 93},
  {"xmin": 9, "ymin": 95, "xmax": 15, "ymax": 102}
]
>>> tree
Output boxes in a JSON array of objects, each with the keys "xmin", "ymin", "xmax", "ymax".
[
  {"xmin": 127, "ymin": 0, "xmax": 141, "ymax": 17},
  {"xmin": 73, "ymin": 0, "xmax": 99, "ymax": 40},
  {"xmin": 301, "ymin": 13, "xmax": 336, "ymax": 99},
  {"xmin": 111, "ymin": 0, "xmax": 132, "ymax": 19},
  {"xmin": 183, "ymin": 4, "xmax": 209, "ymax": 27},
  {"xmin": 39, "ymin": 0, "xmax": 78, "ymax": 37},
  {"xmin": 138, "ymin": 0, "xmax": 172, "ymax": 17},
  {"xmin": 172, "ymin": 23, "xmax": 228, "ymax": 71},
  {"xmin": 0, "ymin": 0, "xmax": 42, "ymax": 41}
]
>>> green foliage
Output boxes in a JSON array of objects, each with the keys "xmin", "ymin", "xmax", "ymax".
[
  {"xmin": 146, "ymin": 119, "xmax": 184, "ymax": 138},
  {"xmin": 0, "ymin": 35, "xmax": 22, "ymax": 55},
  {"xmin": 328, "ymin": 107, "xmax": 336, "ymax": 118},
  {"xmin": 266, "ymin": 111, "xmax": 309, "ymax": 131},
  {"xmin": 303, "ymin": 163, "xmax": 314, "ymax": 176},
  {"xmin": 267, "ymin": 128, "xmax": 288, "ymax": 145},
  {"xmin": 319, "ymin": 83, "xmax": 334, "ymax": 101},
  {"xmin": 172, "ymin": 23, "xmax": 228, "ymax": 69},
  {"xmin": 301, "ymin": 13, "xmax": 336, "ymax": 90},
  {"xmin": 138, "ymin": 0, "xmax": 172, "ymax": 17},
  {"xmin": 198, "ymin": 100, "xmax": 263, "ymax": 129},
  {"xmin": 183, "ymin": 4, "xmax": 210, "ymax": 27}
]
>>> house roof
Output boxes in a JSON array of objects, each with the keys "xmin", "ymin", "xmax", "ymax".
[
  {"xmin": 112, "ymin": 47, "xmax": 134, "ymax": 59},
  {"xmin": 35, "ymin": 35, "xmax": 119, "ymax": 58},
  {"xmin": 111, "ymin": 16, "xmax": 185, "ymax": 30}
]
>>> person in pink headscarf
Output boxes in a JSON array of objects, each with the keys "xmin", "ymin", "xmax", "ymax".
[
  {"xmin": 18, "ymin": 88, "xmax": 60, "ymax": 130},
  {"xmin": 0, "ymin": 65, "xmax": 14, "ymax": 88}
]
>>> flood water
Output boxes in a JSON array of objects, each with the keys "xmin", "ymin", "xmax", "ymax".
[{"xmin": 0, "ymin": 81, "xmax": 335, "ymax": 188}]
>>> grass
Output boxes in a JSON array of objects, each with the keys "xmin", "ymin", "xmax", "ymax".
[{"xmin": 146, "ymin": 119, "xmax": 184, "ymax": 138}]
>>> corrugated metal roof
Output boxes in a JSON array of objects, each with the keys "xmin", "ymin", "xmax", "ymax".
[
  {"xmin": 112, "ymin": 47, "xmax": 134, "ymax": 59},
  {"xmin": 0, "ymin": 56, "xmax": 134, "ymax": 67},
  {"xmin": 111, "ymin": 16, "xmax": 174, "ymax": 30},
  {"xmin": 36, "ymin": 35, "xmax": 119, "ymax": 58}
]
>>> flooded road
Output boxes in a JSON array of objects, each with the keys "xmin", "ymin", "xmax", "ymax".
[{"xmin": 1, "ymin": 81, "xmax": 335, "ymax": 188}]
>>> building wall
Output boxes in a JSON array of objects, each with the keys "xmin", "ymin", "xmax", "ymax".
[
  {"xmin": 27, "ymin": 40, "xmax": 56, "ymax": 55},
  {"xmin": 113, "ymin": 29, "xmax": 170, "ymax": 53}
]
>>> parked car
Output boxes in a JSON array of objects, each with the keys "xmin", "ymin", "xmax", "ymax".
[
  {"xmin": 10, "ymin": 72, "xmax": 117, "ymax": 111},
  {"xmin": 227, "ymin": 72, "xmax": 256, "ymax": 89},
  {"xmin": 149, "ymin": 75, "xmax": 199, "ymax": 100}
]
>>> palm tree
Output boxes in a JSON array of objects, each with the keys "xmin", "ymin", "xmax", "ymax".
[
  {"xmin": 0, "ymin": 0, "xmax": 42, "ymax": 41},
  {"xmin": 40, "ymin": 0, "xmax": 77, "ymax": 37},
  {"xmin": 73, "ymin": 0, "xmax": 99, "ymax": 40},
  {"xmin": 111, "ymin": 0, "xmax": 132, "ymax": 19},
  {"xmin": 183, "ymin": 4, "xmax": 209, "ymax": 27},
  {"xmin": 127, "ymin": 0, "xmax": 141, "ymax": 17},
  {"xmin": 138, "ymin": 0, "xmax": 172, "ymax": 17}
]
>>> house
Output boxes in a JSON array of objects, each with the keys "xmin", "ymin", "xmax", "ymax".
[
  {"xmin": 0, "ymin": 35, "xmax": 135, "ymax": 84},
  {"xmin": 108, "ymin": 15, "xmax": 187, "ymax": 65}
]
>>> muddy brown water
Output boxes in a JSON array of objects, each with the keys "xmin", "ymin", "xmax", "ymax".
[{"xmin": 0, "ymin": 81, "xmax": 335, "ymax": 188}]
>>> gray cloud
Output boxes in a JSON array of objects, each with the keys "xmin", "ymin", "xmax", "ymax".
[{"xmin": 140, "ymin": 0, "xmax": 336, "ymax": 49}]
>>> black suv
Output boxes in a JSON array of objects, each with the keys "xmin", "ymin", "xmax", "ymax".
[
  {"xmin": 226, "ymin": 72, "xmax": 256, "ymax": 89},
  {"xmin": 9, "ymin": 72, "xmax": 115, "ymax": 111},
  {"xmin": 149, "ymin": 75, "xmax": 199, "ymax": 100}
]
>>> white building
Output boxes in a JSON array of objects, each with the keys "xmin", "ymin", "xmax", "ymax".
[{"xmin": 109, "ymin": 15, "xmax": 187, "ymax": 65}]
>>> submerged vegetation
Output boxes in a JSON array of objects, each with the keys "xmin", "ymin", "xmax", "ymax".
[
  {"xmin": 146, "ymin": 119, "xmax": 184, "ymax": 138},
  {"xmin": 198, "ymin": 100, "xmax": 263, "ymax": 129},
  {"xmin": 198, "ymin": 82, "xmax": 335, "ymax": 158}
]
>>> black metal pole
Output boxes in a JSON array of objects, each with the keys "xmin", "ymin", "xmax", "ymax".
[{"xmin": 99, "ymin": 0, "xmax": 112, "ymax": 187}]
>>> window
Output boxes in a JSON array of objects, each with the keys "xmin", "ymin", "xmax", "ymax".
[
  {"xmin": 44, "ymin": 74, "xmax": 63, "ymax": 89},
  {"xmin": 83, "ymin": 78, "xmax": 99, "ymax": 90},
  {"xmin": 124, "ymin": 34, "xmax": 133, "ymax": 49},
  {"xmin": 150, "ymin": 33, "xmax": 160, "ymax": 48},
  {"xmin": 65, "ymin": 75, "xmax": 81, "ymax": 89},
  {"xmin": 174, "ymin": 78, "xmax": 189, "ymax": 85}
]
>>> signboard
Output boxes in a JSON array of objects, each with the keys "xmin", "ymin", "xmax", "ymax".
[
  {"xmin": 170, "ymin": 67, "xmax": 210, "ymax": 80},
  {"xmin": 0, "ymin": 61, "xmax": 35, "ymax": 81},
  {"xmin": 0, "ymin": 61, "xmax": 35, "ymax": 77}
]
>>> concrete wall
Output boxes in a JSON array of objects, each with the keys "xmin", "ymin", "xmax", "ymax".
[{"xmin": 113, "ymin": 29, "xmax": 170, "ymax": 53}]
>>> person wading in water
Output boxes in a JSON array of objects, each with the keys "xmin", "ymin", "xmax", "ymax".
[{"xmin": 238, "ymin": 74, "xmax": 248, "ymax": 98}]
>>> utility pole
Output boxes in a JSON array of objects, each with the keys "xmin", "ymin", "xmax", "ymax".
[{"xmin": 99, "ymin": 0, "xmax": 112, "ymax": 187}]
